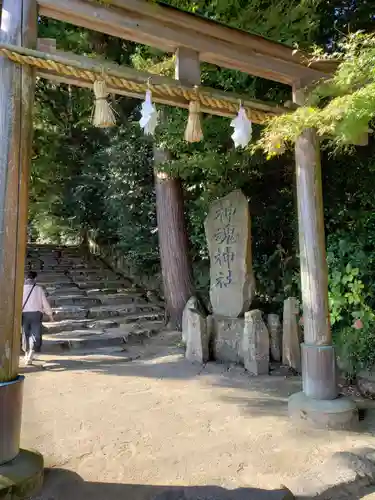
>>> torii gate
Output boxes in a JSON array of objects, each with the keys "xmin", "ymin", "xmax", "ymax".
[{"xmin": 0, "ymin": 0, "xmax": 358, "ymax": 494}]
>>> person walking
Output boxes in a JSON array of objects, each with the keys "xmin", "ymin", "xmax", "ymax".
[{"xmin": 22, "ymin": 271, "xmax": 54, "ymax": 365}]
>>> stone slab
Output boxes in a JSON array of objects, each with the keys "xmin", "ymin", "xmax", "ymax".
[
  {"xmin": 0, "ymin": 449, "xmax": 43, "ymax": 499},
  {"xmin": 212, "ymin": 316, "xmax": 244, "ymax": 363}
]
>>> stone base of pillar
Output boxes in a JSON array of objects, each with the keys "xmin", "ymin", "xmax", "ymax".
[
  {"xmin": 0, "ymin": 449, "xmax": 44, "ymax": 499},
  {"xmin": 301, "ymin": 344, "xmax": 338, "ymax": 400},
  {"xmin": 288, "ymin": 392, "xmax": 358, "ymax": 430}
]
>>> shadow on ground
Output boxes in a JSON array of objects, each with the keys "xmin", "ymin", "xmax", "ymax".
[
  {"xmin": 32, "ymin": 468, "xmax": 292, "ymax": 500},
  {"xmin": 19, "ymin": 337, "xmax": 375, "ymax": 429},
  {"xmin": 20, "ymin": 349, "xmax": 301, "ymax": 419},
  {"xmin": 31, "ymin": 466, "xmax": 375, "ymax": 500}
]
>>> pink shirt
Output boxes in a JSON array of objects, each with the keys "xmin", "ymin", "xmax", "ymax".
[{"xmin": 23, "ymin": 283, "xmax": 53, "ymax": 316}]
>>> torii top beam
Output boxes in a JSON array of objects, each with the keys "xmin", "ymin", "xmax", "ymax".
[{"xmin": 36, "ymin": 0, "xmax": 337, "ymax": 86}]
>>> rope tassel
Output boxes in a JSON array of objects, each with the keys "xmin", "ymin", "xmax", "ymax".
[
  {"xmin": 92, "ymin": 79, "xmax": 116, "ymax": 128},
  {"xmin": 184, "ymin": 97, "xmax": 203, "ymax": 143}
]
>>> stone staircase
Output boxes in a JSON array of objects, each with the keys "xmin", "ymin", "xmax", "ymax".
[{"xmin": 25, "ymin": 244, "xmax": 165, "ymax": 353}]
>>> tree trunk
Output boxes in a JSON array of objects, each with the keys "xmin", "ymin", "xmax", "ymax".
[{"xmin": 154, "ymin": 149, "xmax": 194, "ymax": 330}]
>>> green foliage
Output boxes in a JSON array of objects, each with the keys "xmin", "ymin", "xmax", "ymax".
[
  {"xmin": 258, "ymin": 32, "xmax": 375, "ymax": 155},
  {"xmin": 327, "ymin": 225, "xmax": 375, "ymax": 376},
  {"xmin": 31, "ymin": 80, "xmax": 158, "ymax": 272},
  {"xmin": 160, "ymin": 0, "xmax": 324, "ymax": 48}
]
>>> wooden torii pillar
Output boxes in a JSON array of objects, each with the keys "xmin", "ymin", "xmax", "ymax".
[
  {"xmin": 288, "ymin": 85, "xmax": 358, "ymax": 429},
  {"xmin": 0, "ymin": 0, "xmax": 37, "ymax": 383},
  {"xmin": 0, "ymin": 0, "xmax": 43, "ymax": 493}
]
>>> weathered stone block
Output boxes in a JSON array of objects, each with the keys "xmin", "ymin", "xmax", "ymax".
[
  {"xmin": 204, "ymin": 190, "xmax": 255, "ymax": 318},
  {"xmin": 268, "ymin": 313, "xmax": 282, "ymax": 362},
  {"xmin": 182, "ymin": 297, "xmax": 205, "ymax": 344},
  {"xmin": 185, "ymin": 309, "xmax": 209, "ymax": 364},
  {"xmin": 212, "ymin": 316, "xmax": 244, "ymax": 363},
  {"xmin": 282, "ymin": 297, "xmax": 301, "ymax": 372},
  {"xmin": 357, "ymin": 371, "xmax": 375, "ymax": 400},
  {"xmin": 242, "ymin": 310, "xmax": 270, "ymax": 375}
]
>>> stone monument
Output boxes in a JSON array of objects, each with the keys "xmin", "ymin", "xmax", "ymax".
[
  {"xmin": 282, "ymin": 297, "xmax": 301, "ymax": 372},
  {"xmin": 182, "ymin": 296, "xmax": 201, "ymax": 344},
  {"xmin": 268, "ymin": 313, "xmax": 282, "ymax": 362},
  {"xmin": 205, "ymin": 190, "xmax": 256, "ymax": 364},
  {"xmin": 242, "ymin": 310, "xmax": 270, "ymax": 375},
  {"xmin": 184, "ymin": 307, "xmax": 209, "ymax": 364},
  {"xmin": 205, "ymin": 189, "xmax": 255, "ymax": 318}
]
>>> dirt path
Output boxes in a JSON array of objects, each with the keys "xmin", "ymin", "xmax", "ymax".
[{"xmin": 21, "ymin": 331, "xmax": 375, "ymax": 499}]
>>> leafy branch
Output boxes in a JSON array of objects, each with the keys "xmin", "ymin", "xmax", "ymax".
[{"xmin": 257, "ymin": 32, "xmax": 375, "ymax": 157}]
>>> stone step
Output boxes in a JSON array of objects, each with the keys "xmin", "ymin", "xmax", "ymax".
[
  {"xmin": 37, "ymin": 263, "xmax": 95, "ymax": 271},
  {"xmin": 32, "ymin": 269, "xmax": 68, "ymax": 276},
  {"xmin": 86, "ymin": 304, "xmax": 160, "ymax": 320},
  {"xmin": 43, "ymin": 331, "xmax": 127, "ymax": 352},
  {"xmin": 49, "ymin": 293, "xmax": 146, "ymax": 308},
  {"xmin": 37, "ymin": 275, "xmax": 72, "ymax": 284},
  {"xmin": 113, "ymin": 311, "xmax": 164, "ymax": 325},
  {"xmin": 67, "ymin": 266, "xmax": 104, "ymax": 273},
  {"xmin": 34, "ymin": 274, "xmax": 70, "ymax": 282},
  {"xmin": 26, "ymin": 260, "xmax": 81, "ymax": 267},
  {"xmin": 49, "ymin": 295, "xmax": 101, "ymax": 308},
  {"xmin": 44, "ymin": 318, "xmax": 93, "ymax": 334},
  {"xmin": 85, "ymin": 288, "xmax": 137, "ymax": 296},
  {"xmin": 98, "ymin": 293, "xmax": 146, "ymax": 306},
  {"xmin": 48, "ymin": 303, "xmax": 161, "ymax": 322},
  {"xmin": 28, "ymin": 244, "xmax": 77, "ymax": 249},
  {"xmin": 25, "ymin": 257, "xmax": 46, "ymax": 263},
  {"xmin": 77, "ymin": 280, "xmax": 133, "ymax": 290},
  {"xmin": 69, "ymin": 267, "xmax": 115, "ymax": 275},
  {"xmin": 40, "ymin": 281, "xmax": 83, "ymax": 288},
  {"xmin": 49, "ymin": 306, "xmax": 88, "ymax": 321},
  {"xmin": 42, "ymin": 322, "xmax": 164, "ymax": 353},
  {"xmin": 29, "ymin": 252, "xmax": 80, "ymax": 259},
  {"xmin": 44, "ymin": 312, "xmax": 164, "ymax": 334},
  {"xmin": 71, "ymin": 274, "xmax": 121, "ymax": 282},
  {"xmin": 45, "ymin": 286, "xmax": 84, "ymax": 296},
  {"xmin": 47, "ymin": 286, "xmax": 136, "ymax": 298}
]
